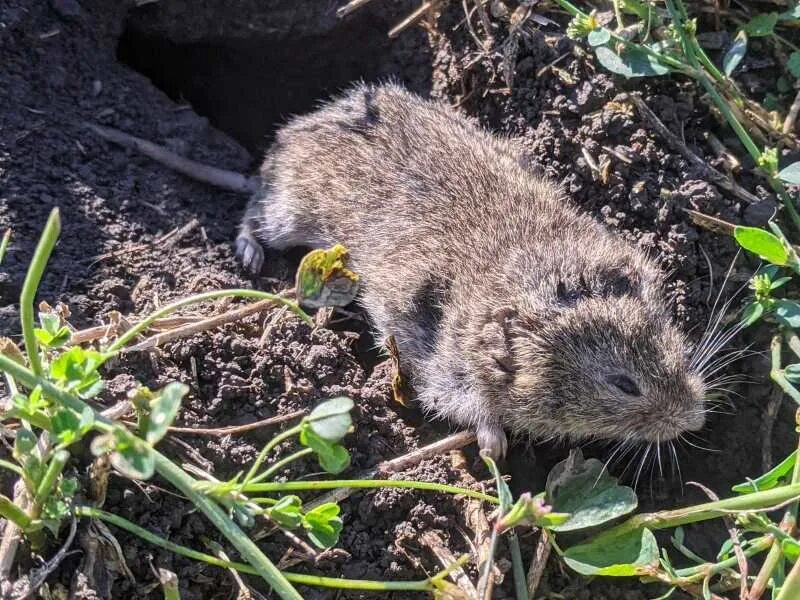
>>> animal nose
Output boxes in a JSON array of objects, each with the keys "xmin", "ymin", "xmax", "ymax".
[{"xmin": 684, "ymin": 410, "xmax": 705, "ymax": 432}]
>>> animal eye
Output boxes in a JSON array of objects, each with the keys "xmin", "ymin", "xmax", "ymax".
[
  {"xmin": 556, "ymin": 280, "xmax": 589, "ymax": 305},
  {"xmin": 606, "ymin": 374, "xmax": 641, "ymax": 396},
  {"xmin": 604, "ymin": 275, "xmax": 631, "ymax": 297}
]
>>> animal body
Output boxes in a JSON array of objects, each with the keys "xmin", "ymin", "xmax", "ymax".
[{"xmin": 90, "ymin": 83, "xmax": 708, "ymax": 458}]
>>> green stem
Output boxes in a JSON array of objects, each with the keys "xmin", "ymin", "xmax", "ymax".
[
  {"xmin": 478, "ymin": 528, "xmax": 499, "ymax": 600},
  {"xmin": 0, "ymin": 460, "xmax": 25, "ymax": 479},
  {"xmin": 242, "ymin": 425, "xmax": 302, "ymax": 486},
  {"xmin": 575, "ymin": 483, "xmax": 800, "ymax": 551},
  {"xmin": 672, "ymin": 0, "xmax": 726, "ymax": 85},
  {"xmin": 251, "ymin": 448, "xmax": 313, "ymax": 484},
  {"xmin": 551, "ymin": 0, "xmax": 693, "ymax": 74},
  {"xmin": 0, "ymin": 495, "xmax": 32, "ymax": 530},
  {"xmin": 672, "ymin": 536, "xmax": 772, "ymax": 579},
  {"xmin": 108, "ymin": 290, "xmax": 312, "ymax": 353},
  {"xmin": 664, "ymin": 0, "xmax": 800, "ymax": 236},
  {"xmin": 751, "ymin": 543, "xmax": 783, "ymax": 599},
  {"xmin": 32, "ymin": 449, "xmax": 69, "ymax": 516},
  {"xmin": 243, "ymin": 479, "xmax": 499, "ymax": 504},
  {"xmin": 159, "ymin": 569, "xmax": 181, "ymax": 600},
  {"xmin": 0, "ymin": 357, "xmax": 302, "ymax": 600},
  {"xmin": 74, "ymin": 506, "xmax": 434, "ymax": 592},
  {"xmin": 508, "ymin": 529, "xmax": 529, "ymax": 600},
  {"xmin": 772, "ymin": 335, "xmax": 800, "ymax": 406},
  {"xmin": 612, "ymin": 0, "xmax": 625, "ymax": 30},
  {"xmin": 750, "ymin": 411, "xmax": 800, "ymax": 599},
  {"xmin": 777, "ymin": 556, "xmax": 800, "ymax": 600},
  {"xmin": 20, "ymin": 208, "xmax": 60, "ymax": 377},
  {"xmin": 0, "ymin": 229, "xmax": 11, "ymax": 266}
]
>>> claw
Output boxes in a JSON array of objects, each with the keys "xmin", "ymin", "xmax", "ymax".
[
  {"xmin": 477, "ymin": 422, "xmax": 508, "ymax": 460},
  {"xmin": 235, "ymin": 234, "xmax": 265, "ymax": 274}
]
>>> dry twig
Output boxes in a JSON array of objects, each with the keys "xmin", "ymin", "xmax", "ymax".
[
  {"xmin": 167, "ymin": 410, "xmax": 305, "ymax": 437},
  {"xmin": 624, "ymin": 94, "xmax": 761, "ymax": 205},
  {"xmin": 389, "ymin": 1, "xmax": 434, "ymax": 38},
  {"xmin": 527, "ymin": 529, "xmax": 552, "ymax": 597},
  {"xmin": 421, "ymin": 530, "xmax": 479, "ymax": 599}
]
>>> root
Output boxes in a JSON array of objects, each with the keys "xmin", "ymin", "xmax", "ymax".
[{"xmin": 84, "ymin": 122, "xmax": 260, "ymax": 194}]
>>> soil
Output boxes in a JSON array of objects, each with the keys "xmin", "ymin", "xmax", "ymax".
[{"xmin": 0, "ymin": 0, "xmax": 797, "ymax": 598}]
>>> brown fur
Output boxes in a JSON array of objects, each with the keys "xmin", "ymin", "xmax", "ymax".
[{"xmin": 237, "ymin": 82, "xmax": 707, "ymax": 457}]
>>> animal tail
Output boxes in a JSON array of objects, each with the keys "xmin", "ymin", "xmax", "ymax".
[{"xmin": 84, "ymin": 122, "xmax": 261, "ymax": 194}]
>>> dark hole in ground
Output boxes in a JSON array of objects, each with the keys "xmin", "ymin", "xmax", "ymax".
[{"xmin": 117, "ymin": 8, "xmax": 429, "ymax": 154}]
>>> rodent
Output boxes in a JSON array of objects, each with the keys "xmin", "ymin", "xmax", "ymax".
[{"xmin": 88, "ymin": 82, "xmax": 708, "ymax": 459}]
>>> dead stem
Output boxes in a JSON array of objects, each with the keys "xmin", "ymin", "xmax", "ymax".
[
  {"xmin": 376, "ymin": 430, "xmax": 477, "ymax": 475},
  {"xmin": 687, "ymin": 481, "xmax": 749, "ymax": 599},
  {"xmin": 526, "ymin": 529, "xmax": 552, "ymax": 597},
  {"xmin": 624, "ymin": 93, "xmax": 762, "ymax": 205},
  {"xmin": 254, "ymin": 430, "xmax": 480, "ymax": 541},
  {"xmin": 123, "ymin": 293, "xmax": 294, "ymax": 353},
  {"xmin": 454, "ymin": 451, "xmax": 498, "ymax": 591},
  {"xmin": 17, "ymin": 518, "xmax": 78, "ymax": 600},
  {"xmin": 70, "ymin": 315, "xmax": 199, "ymax": 345},
  {"xmin": 158, "ymin": 218, "xmax": 200, "ymax": 250},
  {"xmin": 336, "ymin": 0, "xmax": 376, "ymax": 18},
  {"xmin": 0, "ymin": 482, "xmax": 27, "ymax": 583},
  {"xmin": 784, "ymin": 88, "xmax": 800, "ymax": 135},
  {"xmin": 421, "ymin": 530, "xmax": 479, "ymax": 599},
  {"xmin": 389, "ymin": 1, "xmax": 434, "ymax": 38},
  {"xmin": 167, "ymin": 410, "xmax": 305, "ymax": 437}
]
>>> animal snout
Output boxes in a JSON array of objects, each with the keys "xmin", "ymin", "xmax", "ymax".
[{"xmin": 683, "ymin": 408, "xmax": 706, "ymax": 432}]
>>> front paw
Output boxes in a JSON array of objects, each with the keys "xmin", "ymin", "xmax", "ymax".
[
  {"xmin": 235, "ymin": 234, "xmax": 265, "ymax": 274},
  {"xmin": 477, "ymin": 422, "xmax": 508, "ymax": 460}
]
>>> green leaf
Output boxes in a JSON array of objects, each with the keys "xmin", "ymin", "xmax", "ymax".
[
  {"xmin": 481, "ymin": 451, "xmax": 513, "ymax": 511},
  {"xmin": 741, "ymin": 302, "xmax": 764, "ymax": 327},
  {"xmin": 14, "ymin": 428, "xmax": 43, "ymax": 485},
  {"xmin": 776, "ymin": 299, "xmax": 800, "ymax": 328},
  {"xmin": 778, "ymin": 161, "xmax": 800, "ymax": 184},
  {"xmin": 146, "ymin": 382, "xmax": 188, "ymax": 445},
  {"xmin": 789, "ymin": 52, "xmax": 800, "ymax": 79},
  {"xmin": 39, "ymin": 312, "xmax": 60, "ymax": 336},
  {"xmin": 732, "ymin": 451, "xmax": 796, "ymax": 493},
  {"xmin": 307, "ymin": 396, "xmax": 353, "ymax": 442},
  {"xmin": 49, "ymin": 347, "xmax": 106, "ymax": 397},
  {"xmin": 782, "ymin": 537, "xmax": 800, "ymax": 561},
  {"xmin": 545, "ymin": 449, "xmax": 637, "ymax": 532},
  {"xmin": 296, "ymin": 244, "xmax": 360, "ymax": 309},
  {"xmin": 723, "ymin": 31, "xmax": 747, "ymax": 76},
  {"xmin": 786, "ymin": 364, "xmax": 800, "ymax": 383},
  {"xmin": 594, "ymin": 45, "xmax": 671, "ymax": 78},
  {"xmin": 743, "ymin": 12, "xmax": 779, "ymax": 37},
  {"xmin": 14, "ymin": 427, "xmax": 38, "ymax": 461},
  {"xmin": 564, "ymin": 527, "xmax": 659, "ymax": 576},
  {"xmin": 52, "ymin": 409, "xmax": 80, "ymax": 445},
  {"xmin": 772, "ymin": 276, "xmax": 792, "ymax": 290},
  {"xmin": 733, "ymin": 226, "xmax": 788, "ymax": 265},
  {"xmin": 781, "ymin": 6, "xmax": 800, "ymax": 21},
  {"xmin": 302, "ymin": 502, "xmax": 343, "ymax": 549},
  {"xmin": 91, "ymin": 429, "xmax": 155, "ymax": 480},
  {"xmin": 587, "ymin": 28, "xmax": 611, "ymax": 47},
  {"xmin": 266, "ymin": 495, "xmax": 303, "ymax": 529},
  {"xmin": 299, "ymin": 426, "xmax": 351, "ymax": 474}
]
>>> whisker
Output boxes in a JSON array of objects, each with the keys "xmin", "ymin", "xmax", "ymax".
[
  {"xmin": 633, "ymin": 443, "xmax": 652, "ymax": 490},
  {"xmin": 679, "ymin": 432, "xmax": 719, "ymax": 453}
]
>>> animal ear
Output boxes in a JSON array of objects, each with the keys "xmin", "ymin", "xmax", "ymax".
[{"xmin": 478, "ymin": 306, "xmax": 518, "ymax": 380}]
